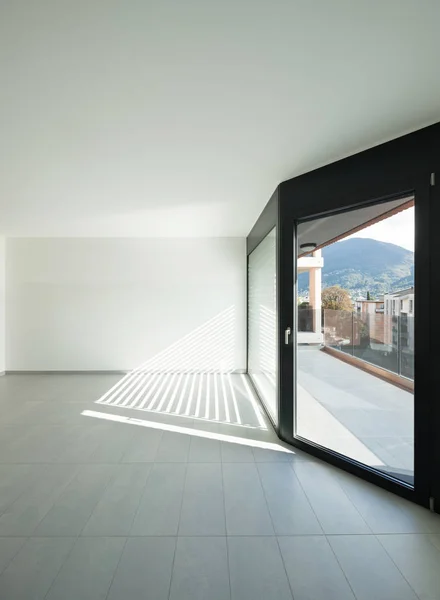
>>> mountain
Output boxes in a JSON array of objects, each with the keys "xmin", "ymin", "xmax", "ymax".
[{"xmin": 298, "ymin": 238, "xmax": 414, "ymax": 298}]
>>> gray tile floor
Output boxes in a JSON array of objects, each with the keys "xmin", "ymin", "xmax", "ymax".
[{"xmin": 0, "ymin": 373, "xmax": 439, "ymax": 599}]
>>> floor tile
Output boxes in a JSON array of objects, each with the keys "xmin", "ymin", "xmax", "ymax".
[
  {"xmin": 293, "ymin": 461, "xmax": 370, "ymax": 534},
  {"xmin": 179, "ymin": 463, "xmax": 226, "ymax": 535},
  {"xmin": 107, "ymin": 537, "xmax": 176, "ymax": 600},
  {"xmin": 257, "ymin": 463, "xmax": 322, "ymax": 535},
  {"xmin": 45, "ymin": 536, "xmax": 125, "ymax": 600},
  {"xmin": 0, "ymin": 464, "xmax": 39, "ymax": 514},
  {"xmin": 155, "ymin": 431, "xmax": 190, "ymax": 462},
  {"xmin": 278, "ymin": 535, "xmax": 355, "ymax": 600},
  {"xmin": 430, "ymin": 534, "xmax": 440, "ymax": 552},
  {"xmin": 223, "ymin": 463, "xmax": 273, "ymax": 535},
  {"xmin": 82, "ymin": 464, "xmax": 151, "ymax": 536},
  {"xmin": 55, "ymin": 425, "xmax": 104, "ymax": 463},
  {"xmin": 328, "ymin": 534, "xmax": 418, "ymax": 600},
  {"xmin": 0, "ymin": 537, "xmax": 75, "ymax": 600},
  {"xmin": 191, "ymin": 419, "xmax": 222, "ymax": 434},
  {"xmin": 170, "ymin": 537, "xmax": 230, "ymax": 600},
  {"xmin": 34, "ymin": 464, "xmax": 115, "ymax": 536},
  {"xmin": 0, "ymin": 537, "xmax": 26, "ymax": 575},
  {"xmin": 221, "ymin": 441, "xmax": 254, "ymax": 462},
  {"xmin": 336, "ymin": 471, "xmax": 440, "ymax": 533},
  {"xmin": 252, "ymin": 446, "xmax": 295, "ymax": 462},
  {"xmin": 131, "ymin": 463, "xmax": 186, "ymax": 535},
  {"xmin": 90, "ymin": 426, "xmax": 136, "ymax": 463},
  {"xmin": 378, "ymin": 533, "xmax": 440, "ymax": 599},
  {"xmin": 188, "ymin": 436, "xmax": 221, "ymax": 462},
  {"xmin": 0, "ymin": 465, "xmax": 77, "ymax": 535},
  {"xmin": 228, "ymin": 536, "xmax": 292, "ymax": 600},
  {"xmin": 121, "ymin": 428, "xmax": 163, "ymax": 462}
]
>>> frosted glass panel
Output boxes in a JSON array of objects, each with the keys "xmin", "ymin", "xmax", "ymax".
[{"xmin": 248, "ymin": 228, "xmax": 277, "ymax": 422}]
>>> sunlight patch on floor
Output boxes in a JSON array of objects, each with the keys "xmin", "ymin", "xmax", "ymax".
[{"xmin": 82, "ymin": 409, "xmax": 293, "ymax": 454}]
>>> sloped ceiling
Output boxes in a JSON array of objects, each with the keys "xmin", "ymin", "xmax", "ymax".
[{"xmin": 1, "ymin": 0, "xmax": 439, "ymax": 237}]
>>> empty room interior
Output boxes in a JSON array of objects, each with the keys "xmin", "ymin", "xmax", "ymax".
[{"xmin": 1, "ymin": 1, "xmax": 440, "ymax": 599}]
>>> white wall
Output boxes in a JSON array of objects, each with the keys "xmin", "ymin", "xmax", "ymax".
[
  {"xmin": 0, "ymin": 237, "xmax": 5, "ymax": 373},
  {"xmin": 6, "ymin": 238, "xmax": 246, "ymax": 372}
]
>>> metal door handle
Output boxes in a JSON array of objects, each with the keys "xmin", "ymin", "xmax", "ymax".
[{"xmin": 285, "ymin": 327, "xmax": 291, "ymax": 345}]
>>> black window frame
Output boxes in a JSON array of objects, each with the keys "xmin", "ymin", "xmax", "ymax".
[{"xmin": 246, "ymin": 122, "xmax": 440, "ymax": 511}]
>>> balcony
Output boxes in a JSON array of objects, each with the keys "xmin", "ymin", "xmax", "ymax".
[
  {"xmin": 298, "ymin": 307, "xmax": 323, "ymax": 344},
  {"xmin": 297, "ymin": 344, "xmax": 414, "ymax": 484},
  {"xmin": 323, "ymin": 309, "xmax": 414, "ymax": 384}
]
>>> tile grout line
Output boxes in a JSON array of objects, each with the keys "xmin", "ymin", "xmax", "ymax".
[
  {"xmin": 0, "ymin": 462, "xmax": 79, "ymax": 522},
  {"xmin": 167, "ymin": 460, "xmax": 188, "ymax": 600},
  {"xmin": 16, "ymin": 464, "xmax": 82, "ymax": 537},
  {"xmin": 82, "ymin": 462, "xmax": 153, "ymax": 537},
  {"xmin": 41, "ymin": 464, "xmax": 121, "ymax": 600},
  {"xmin": 103, "ymin": 536, "xmax": 130, "ymax": 600},
  {"xmin": 324, "ymin": 534, "xmax": 360, "ymax": 600},
  {"xmin": 374, "ymin": 533, "xmax": 423, "ymax": 600},
  {"xmin": 119, "ymin": 425, "xmax": 164, "ymax": 464},
  {"xmin": 1, "ymin": 531, "xmax": 421, "ymax": 538},
  {"xmin": 43, "ymin": 460, "xmax": 153, "ymax": 600},
  {"xmin": 287, "ymin": 461, "xmax": 325, "ymax": 535},
  {"xmin": 290, "ymin": 461, "xmax": 373, "ymax": 535},
  {"xmin": 286, "ymin": 461, "xmax": 362, "ymax": 598},
  {"xmin": 0, "ymin": 535, "xmax": 27, "ymax": 578},
  {"xmin": 0, "ymin": 467, "xmax": 38, "ymax": 519},
  {"xmin": 114, "ymin": 426, "xmax": 138, "ymax": 465},
  {"xmin": 121, "ymin": 460, "xmax": 157, "ymax": 538},
  {"xmin": 41, "ymin": 537, "xmax": 80, "ymax": 600},
  {"xmin": 74, "ymin": 464, "xmax": 121, "ymax": 538},
  {"xmin": 220, "ymin": 458, "xmax": 233, "ymax": 600},
  {"xmin": 253, "ymin": 461, "xmax": 295, "ymax": 600}
]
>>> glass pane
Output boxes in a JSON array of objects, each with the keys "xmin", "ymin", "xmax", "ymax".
[
  {"xmin": 248, "ymin": 228, "xmax": 277, "ymax": 422},
  {"xmin": 296, "ymin": 197, "xmax": 415, "ymax": 484}
]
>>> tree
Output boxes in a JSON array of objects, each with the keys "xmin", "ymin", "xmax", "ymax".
[
  {"xmin": 321, "ymin": 286, "xmax": 353, "ymax": 311},
  {"xmin": 298, "ymin": 301, "xmax": 310, "ymax": 309},
  {"xmin": 366, "ymin": 291, "xmax": 371, "ymax": 301}
]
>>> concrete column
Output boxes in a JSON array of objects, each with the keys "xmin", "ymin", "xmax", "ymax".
[{"xmin": 309, "ymin": 249, "xmax": 322, "ymax": 336}]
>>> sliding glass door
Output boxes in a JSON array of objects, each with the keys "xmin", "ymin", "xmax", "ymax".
[
  {"xmin": 294, "ymin": 197, "xmax": 415, "ymax": 485},
  {"xmin": 277, "ymin": 166, "xmax": 432, "ymax": 505},
  {"xmin": 247, "ymin": 123, "xmax": 440, "ymax": 510}
]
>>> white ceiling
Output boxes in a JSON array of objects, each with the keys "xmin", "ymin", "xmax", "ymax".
[{"xmin": 1, "ymin": 0, "xmax": 440, "ymax": 238}]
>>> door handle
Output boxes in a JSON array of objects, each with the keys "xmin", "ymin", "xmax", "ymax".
[{"xmin": 285, "ymin": 327, "xmax": 292, "ymax": 345}]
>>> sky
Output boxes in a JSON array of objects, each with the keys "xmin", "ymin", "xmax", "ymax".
[{"xmin": 347, "ymin": 206, "xmax": 414, "ymax": 252}]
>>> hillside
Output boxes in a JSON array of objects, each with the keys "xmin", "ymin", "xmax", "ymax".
[{"xmin": 298, "ymin": 238, "xmax": 414, "ymax": 298}]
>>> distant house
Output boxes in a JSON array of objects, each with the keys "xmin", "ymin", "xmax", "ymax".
[
  {"xmin": 384, "ymin": 287, "xmax": 415, "ymax": 352},
  {"xmin": 355, "ymin": 296, "xmax": 385, "ymax": 343},
  {"xmin": 355, "ymin": 296, "xmax": 385, "ymax": 314},
  {"xmin": 297, "ymin": 249, "xmax": 323, "ymax": 344}
]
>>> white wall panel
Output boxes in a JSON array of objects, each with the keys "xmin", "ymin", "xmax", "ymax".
[{"xmin": 6, "ymin": 238, "xmax": 246, "ymax": 372}]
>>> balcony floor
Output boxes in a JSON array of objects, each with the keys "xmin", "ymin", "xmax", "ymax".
[{"xmin": 298, "ymin": 346, "xmax": 414, "ymax": 482}]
